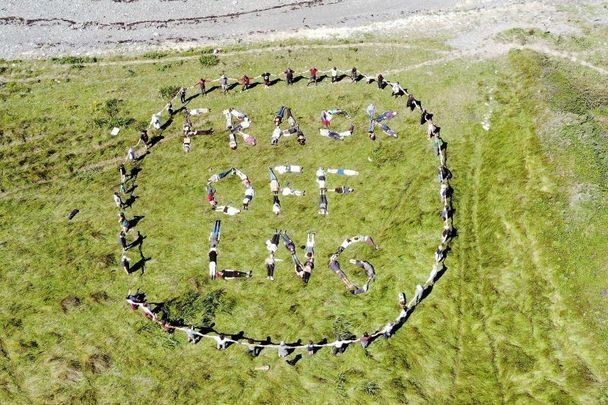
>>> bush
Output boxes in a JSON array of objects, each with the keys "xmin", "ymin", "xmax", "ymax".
[
  {"xmin": 93, "ymin": 98, "xmax": 135, "ymax": 129},
  {"xmin": 199, "ymin": 54, "xmax": 219, "ymax": 67},
  {"xmin": 51, "ymin": 56, "xmax": 98, "ymax": 64},
  {"xmin": 159, "ymin": 85, "xmax": 181, "ymax": 99},
  {"xmin": 143, "ymin": 51, "xmax": 169, "ymax": 59}
]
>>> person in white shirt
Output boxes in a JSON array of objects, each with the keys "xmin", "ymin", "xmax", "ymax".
[
  {"xmin": 242, "ymin": 186, "xmax": 255, "ymax": 210},
  {"xmin": 113, "ymin": 192, "xmax": 123, "ymax": 209}
]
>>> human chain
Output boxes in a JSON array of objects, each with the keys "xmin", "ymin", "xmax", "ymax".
[{"xmin": 113, "ymin": 63, "xmax": 455, "ymax": 361}]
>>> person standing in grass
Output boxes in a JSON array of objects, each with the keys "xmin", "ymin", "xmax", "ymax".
[
  {"xmin": 307, "ymin": 67, "xmax": 318, "ymax": 86},
  {"xmin": 196, "ymin": 78, "xmax": 206, "ymax": 96},
  {"xmin": 179, "ymin": 87, "xmax": 187, "ymax": 104},
  {"xmin": 214, "ymin": 334, "xmax": 227, "ymax": 350},
  {"xmin": 166, "ymin": 101, "xmax": 174, "ymax": 116},
  {"xmin": 119, "ymin": 212, "xmax": 130, "ymax": 233},
  {"xmin": 307, "ymin": 341, "xmax": 315, "ymax": 355},
  {"xmin": 113, "ymin": 192, "xmax": 124, "ymax": 209},
  {"xmin": 220, "ymin": 74, "xmax": 229, "ymax": 93},
  {"xmin": 277, "ymin": 341, "xmax": 289, "ymax": 357},
  {"xmin": 139, "ymin": 129, "xmax": 152, "ymax": 152},
  {"xmin": 118, "ymin": 231, "xmax": 128, "ymax": 251},
  {"xmin": 284, "ymin": 68, "xmax": 294, "ymax": 85},
  {"xmin": 331, "ymin": 67, "xmax": 338, "ymax": 83},
  {"xmin": 121, "ymin": 254, "xmax": 130, "ymax": 274},
  {"xmin": 377, "ymin": 73, "xmax": 384, "ymax": 89},
  {"xmin": 126, "ymin": 147, "xmax": 136, "ymax": 162},
  {"xmin": 261, "ymin": 72, "xmax": 271, "ymax": 87},
  {"xmin": 360, "ymin": 332, "xmax": 371, "ymax": 349},
  {"xmin": 240, "ymin": 75, "xmax": 252, "ymax": 91}
]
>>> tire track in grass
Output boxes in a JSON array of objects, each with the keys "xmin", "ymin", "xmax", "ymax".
[
  {"xmin": 450, "ymin": 131, "xmax": 475, "ymax": 400},
  {"xmin": 466, "ymin": 128, "xmax": 506, "ymax": 402}
]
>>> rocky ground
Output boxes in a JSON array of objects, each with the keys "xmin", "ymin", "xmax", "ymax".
[{"xmin": 0, "ymin": 0, "xmax": 604, "ymax": 59}]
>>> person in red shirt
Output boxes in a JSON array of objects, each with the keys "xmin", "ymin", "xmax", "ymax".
[
  {"xmin": 307, "ymin": 67, "xmax": 318, "ymax": 86},
  {"xmin": 207, "ymin": 183, "xmax": 217, "ymax": 207}
]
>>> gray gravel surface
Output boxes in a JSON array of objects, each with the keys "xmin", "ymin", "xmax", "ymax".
[{"xmin": 0, "ymin": 0, "xmax": 601, "ymax": 59}]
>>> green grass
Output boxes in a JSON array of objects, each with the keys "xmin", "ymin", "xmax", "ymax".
[{"xmin": 0, "ymin": 34, "xmax": 607, "ymax": 403}]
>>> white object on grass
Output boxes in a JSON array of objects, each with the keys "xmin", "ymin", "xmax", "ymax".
[{"xmin": 190, "ymin": 108, "xmax": 210, "ymax": 116}]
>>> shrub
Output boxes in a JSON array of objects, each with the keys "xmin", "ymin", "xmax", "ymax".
[
  {"xmin": 143, "ymin": 51, "xmax": 169, "ymax": 59},
  {"xmin": 51, "ymin": 56, "xmax": 98, "ymax": 64},
  {"xmin": 159, "ymin": 85, "xmax": 181, "ymax": 99},
  {"xmin": 199, "ymin": 54, "xmax": 219, "ymax": 67},
  {"xmin": 93, "ymin": 98, "xmax": 135, "ymax": 129}
]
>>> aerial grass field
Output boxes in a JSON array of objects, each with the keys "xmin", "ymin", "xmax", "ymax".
[{"xmin": 0, "ymin": 33, "xmax": 607, "ymax": 403}]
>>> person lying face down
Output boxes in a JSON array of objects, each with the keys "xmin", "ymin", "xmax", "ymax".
[
  {"xmin": 268, "ymin": 167, "xmax": 280, "ymax": 195},
  {"xmin": 208, "ymin": 247, "xmax": 218, "ymax": 279},
  {"xmin": 349, "ymin": 259, "xmax": 375, "ymax": 279},
  {"xmin": 319, "ymin": 125, "xmax": 354, "ymax": 141},
  {"xmin": 266, "ymin": 230, "xmax": 281, "ymax": 254},
  {"xmin": 207, "ymin": 183, "xmax": 217, "ymax": 207},
  {"xmin": 272, "ymin": 195, "xmax": 281, "ymax": 215},
  {"xmin": 182, "ymin": 135, "xmax": 191, "ymax": 153},
  {"xmin": 320, "ymin": 109, "xmax": 351, "ymax": 128},
  {"xmin": 214, "ymin": 269, "xmax": 252, "ymax": 280},
  {"xmin": 209, "ymin": 219, "xmax": 221, "ymax": 248},
  {"xmin": 265, "ymin": 255, "xmax": 276, "ymax": 280},
  {"xmin": 319, "ymin": 188, "xmax": 328, "ymax": 216},
  {"xmin": 213, "ymin": 205, "xmax": 241, "ymax": 216},
  {"xmin": 280, "ymin": 231, "xmax": 297, "ymax": 255},
  {"xmin": 316, "ymin": 167, "xmax": 326, "ymax": 189},
  {"xmin": 328, "ymin": 168, "xmax": 359, "ymax": 176},
  {"xmin": 242, "ymin": 186, "xmax": 255, "ymax": 210},
  {"xmin": 332, "ymin": 186, "xmax": 355, "ymax": 194},
  {"xmin": 281, "ymin": 183, "xmax": 305, "ymax": 197},
  {"xmin": 274, "ymin": 165, "xmax": 302, "ymax": 174}
]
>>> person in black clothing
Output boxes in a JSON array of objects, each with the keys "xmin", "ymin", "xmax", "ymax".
[
  {"xmin": 179, "ymin": 87, "xmax": 187, "ymax": 104},
  {"xmin": 377, "ymin": 73, "xmax": 384, "ymax": 89},
  {"xmin": 119, "ymin": 231, "xmax": 128, "ymax": 251},
  {"xmin": 196, "ymin": 78, "xmax": 206, "ymax": 96},
  {"xmin": 284, "ymin": 68, "xmax": 294, "ymax": 85},
  {"xmin": 262, "ymin": 72, "xmax": 271, "ymax": 87},
  {"xmin": 118, "ymin": 163, "xmax": 127, "ymax": 183},
  {"xmin": 351, "ymin": 67, "xmax": 358, "ymax": 82},
  {"xmin": 281, "ymin": 231, "xmax": 296, "ymax": 255},
  {"xmin": 139, "ymin": 129, "xmax": 151, "ymax": 151}
]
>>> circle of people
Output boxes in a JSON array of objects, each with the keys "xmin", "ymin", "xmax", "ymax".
[{"xmin": 112, "ymin": 64, "xmax": 455, "ymax": 362}]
